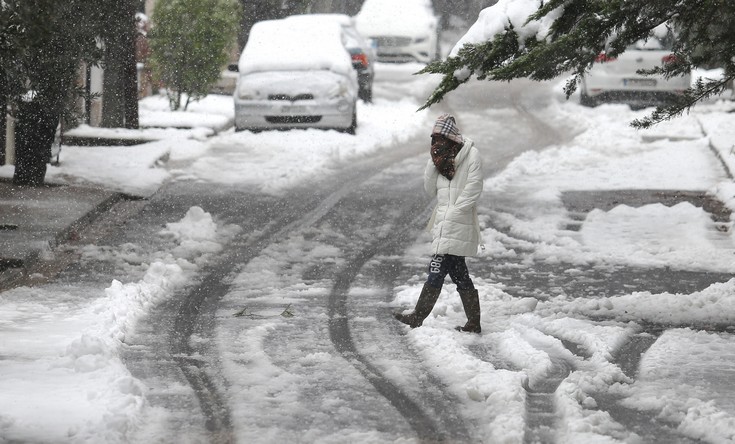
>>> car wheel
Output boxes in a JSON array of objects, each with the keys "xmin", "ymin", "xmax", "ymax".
[
  {"xmin": 358, "ymin": 76, "xmax": 373, "ymax": 103},
  {"xmin": 362, "ymin": 83, "xmax": 373, "ymax": 103},
  {"xmin": 346, "ymin": 109, "xmax": 357, "ymax": 135},
  {"xmin": 580, "ymin": 90, "xmax": 599, "ymax": 107}
]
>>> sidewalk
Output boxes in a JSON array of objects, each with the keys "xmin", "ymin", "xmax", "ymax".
[
  {"xmin": 0, "ymin": 94, "xmax": 235, "ymax": 290},
  {"xmin": 0, "ymin": 180, "xmax": 123, "ymax": 289}
]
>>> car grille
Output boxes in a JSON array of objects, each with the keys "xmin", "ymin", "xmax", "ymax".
[
  {"xmin": 265, "ymin": 116, "xmax": 321, "ymax": 124},
  {"xmin": 373, "ymin": 36, "xmax": 411, "ymax": 47},
  {"xmin": 268, "ymin": 94, "xmax": 314, "ymax": 101}
]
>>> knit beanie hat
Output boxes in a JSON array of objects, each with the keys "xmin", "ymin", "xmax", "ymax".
[{"xmin": 431, "ymin": 113, "xmax": 463, "ymax": 145}]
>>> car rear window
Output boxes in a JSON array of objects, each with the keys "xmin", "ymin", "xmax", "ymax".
[{"xmin": 628, "ymin": 26, "xmax": 676, "ymax": 51}]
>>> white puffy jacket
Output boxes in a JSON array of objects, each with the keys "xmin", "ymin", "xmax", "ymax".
[{"xmin": 425, "ymin": 137, "xmax": 483, "ymax": 257}]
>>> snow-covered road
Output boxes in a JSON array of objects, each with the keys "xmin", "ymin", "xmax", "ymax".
[{"xmin": 1, "ymin": 61, "xmax": 735, "ymax": 444}]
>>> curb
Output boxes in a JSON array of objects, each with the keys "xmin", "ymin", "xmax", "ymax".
[
  {"xmin": 0, "ymin": 191, "xmax": 131, "ymax": 291},
  {"xmin": 698, "ymin": 117, "xmax": 733, "ymax": 180},
  {"xmin": 708, "ymin": 139, "xmax": 734, "ymax": 180},
  {"xmin": 50, "ymin": 192, "xmax": 130, "ymax": 250}
]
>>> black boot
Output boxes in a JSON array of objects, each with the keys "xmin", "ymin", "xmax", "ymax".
[
  {"xmin": 394, "ymin": 284, "xmax": 442, "ymax": 328},
  {"xmin": 456, "ymin": 288, "xmax": 481, "ymax": 333}
]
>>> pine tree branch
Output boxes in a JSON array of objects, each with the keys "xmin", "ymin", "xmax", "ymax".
[
  {"xmin": 631, "ymin": 76, "xmax": 733, "ymax": 129},
  {"xmin": 418, "ymin": 0, "xmax": 735, "ymax": 127}
]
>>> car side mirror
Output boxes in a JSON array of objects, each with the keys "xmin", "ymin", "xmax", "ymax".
[{"xmin": 228, "ymin": 64, "xmax": 239, "ymax": 73}]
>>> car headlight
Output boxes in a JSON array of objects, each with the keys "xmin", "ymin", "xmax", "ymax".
[
  {"xmin": 238, "ymin": 84, "xmax": 257, "ymax": 100},
  {"xmin": 414, "ymin": 37, "xmax": 427, "ymax": 44},
  {"xmin": 329, "ymin": 81, "xmax": 348, "ymax": 99}
]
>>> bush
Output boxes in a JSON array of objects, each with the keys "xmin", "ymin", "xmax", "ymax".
[{"xmin": 149, "ymin": 0, "xmax": 241, "ymax": 110}]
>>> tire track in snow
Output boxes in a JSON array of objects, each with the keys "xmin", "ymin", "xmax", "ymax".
[
  {"xmin": 521, "ymin": 341, "xmax": 577, "ymax": 444},
  {"xmin": 592, "ymin": 326, "xmax": 702, "ymax": 443},
  {"xmin": 516, "ymin": 327, "xmax": 701, "ymax": 443},
  {"xmin": 163, "ymin": 83, "xmax": 556, "ymax": 441},
  {"xmin": 326, "ymin": 195, "xmax": 473, "ymax": 443},
  {"xmin": 168, "ymin": 176, "xmax": 384, "ymax": 442},
  {"xmin": 164, "ymin": 140, "xmax": 443, "ymax": 442}
]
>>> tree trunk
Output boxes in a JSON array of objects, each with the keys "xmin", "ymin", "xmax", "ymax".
[
  {"xmin": 101, "ymin": 45, "xmax": 125, "ymax": 128},
  {"xmin": 343, "ymin": 0, "xmax": 363, "ymax": 15},
  {"xmin": 0, "ymin": 101, "xmax": 5, "ymax": 166},
  {"xmin": 1, "ymin": 75, "xmax": 6, "ymax": 166},
  {"xmin": 101, "ymin": 0, "xmax": 139, "ymax": 129},
  {"xmin": 124, "ymin": 29, "xmax": 139, "ymax": 128},
  {"xmin": 13, "ymin": 98, "xmax": 57, "ymax": 186}
]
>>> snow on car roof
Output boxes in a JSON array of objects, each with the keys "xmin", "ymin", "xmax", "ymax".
[
  {"xmin": 285, "ymin": 14, "xmax": 365, "ymax": 50},
  {"xmin": 238, "ymin": 19, "xmax": 352, "ymax": 75},
  {"xmin": 354, "ymin": 0, "xmax": 437, "ymax": 37}
]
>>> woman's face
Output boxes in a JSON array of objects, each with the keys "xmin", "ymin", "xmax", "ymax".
[{"xmin": 431, "ymin": 134, "xmax": 457, "ymax": 153}]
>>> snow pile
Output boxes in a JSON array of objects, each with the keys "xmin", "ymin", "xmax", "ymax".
[
  {"xmin": 558, "ymin": 278, "xmax": 735, "ymax": 327},
  {"xmin": 64, "ymin": 124, "xmax": 214, "ymax": 142},
  {"xmin": 580, "ymin": 202, "xmax": 731, "ymax": 270},
  {"xmin": 159, "ymin": 206, "xmax": 233, "ymax": 261},
  {"xmin": 137, "ymin": 92, "xmax": 234, "ymax": 131},
  {"xmin": 45, "ymin": 143, "xmax": 172, "ymax": 197},
  {"xmin": 624, "ymin": 329, "xmax": 735, "ymax": 443},
  {"xmin": 0, "ymin": 207, "xmax": 234, "ymax": 443},
  {"xmin": 42, "ymin": 94, "xmax": 238, "ymax": 197},
  {"xmin": 479, "ymin": 99, "xmax": 735, "ymax": 272},
  {"xmin": 411, "ymin": 326, "xmax": 527, "ymax": 443}
]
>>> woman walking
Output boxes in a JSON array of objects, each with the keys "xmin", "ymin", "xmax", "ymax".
[{"xmin": 395, "ymin": 113, "xmax": 484, "ymax": 333}]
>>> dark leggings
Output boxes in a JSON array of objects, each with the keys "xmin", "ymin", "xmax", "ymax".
[{"xmin": 425, "ymin": 254, "xmax": 475, "ymax": 290}]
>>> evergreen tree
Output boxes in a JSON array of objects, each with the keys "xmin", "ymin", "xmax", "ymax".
[
  {"xmin": 419, "ymin": 0, "xmax": 735, "ymax": 128},
  {"xmin": 1, "ymin": 0, "xmax": 104, "ymax": 185},
  {"xmin": 149, "ymin": 0, "xmax": 241, "ymax": 111}
]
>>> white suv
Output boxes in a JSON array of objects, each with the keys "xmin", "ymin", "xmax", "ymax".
[
  {"xmin": 354, "ymin": 0, "xmax": 439, "ymax": 64},
  {"xmin": 234, "ymin": 19, "xmax": 358, "ymax": 133}
]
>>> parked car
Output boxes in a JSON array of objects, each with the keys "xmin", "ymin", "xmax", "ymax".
[
  {"xmin": 286, "ymin": 14, "xmax": 376, "ymax": 102},
  {"xmin": 354, "ymin": 0, "xmax": 440, "ymax": 64},
  {"xmin": 234, "ymin": 19, "xmax": 358, "ymax": 134},
  {"xmin": 580, "ymin": 27, "xmax": 691, "ymax": 108},
  {"xmin": 211, "ymin": 64, "xmax": 238, "ymax": 95}
]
